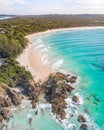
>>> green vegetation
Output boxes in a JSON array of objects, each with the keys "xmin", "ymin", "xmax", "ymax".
[
  {"xmin": 0, "ymin": 58, "xmax": 32, "ymax": 86},
  {"xmin": 0, "ymin": 33, "xmax": 27, "ymax": 58}
]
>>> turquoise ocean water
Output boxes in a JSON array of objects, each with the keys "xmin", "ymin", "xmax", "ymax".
[{"xmin": 5, "ymin": 28, "xmax": 104, "ymax": 130}]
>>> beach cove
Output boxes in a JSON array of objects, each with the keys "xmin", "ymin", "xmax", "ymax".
[
  {"xmin": 2, "ymin": 26, "xmax": 104, "ymax": 130},
  {"xmin": 17, "ymin": 26, "xmax": 104, "ymax": 82}
]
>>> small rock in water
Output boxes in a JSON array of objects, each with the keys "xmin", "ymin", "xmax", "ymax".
[
  {"xmin": 72, "ymin": 95, "xmax": 79, "ymax": 103},
  {"xmin": 78, "ymin": 114, "xmax": 86, "ymax": 122},
  {"xmin": 80, "ymin": 124, "xmax": 88, "ymax": 130},
  {"xmin": 70, "ymin": 113, "xmax": 74, "ymax": 117},
  {"xmin": 35, "ymin": 110, "xmax": 38, "ymax": 115},
  {"xmin": 29, "ymin": 118, "xmax": 32, "ymax": 125}
]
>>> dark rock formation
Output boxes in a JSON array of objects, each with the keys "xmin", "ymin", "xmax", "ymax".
[
  {"xmin": 72, "ymin": 95, "xmax": 79, "ymax": 103},
  {"xmin": 0, "ymin": 108, "xmax": 9, "ymax": 120},
  {"xmin": 0, "ymin": 84, "xmax": 22, "ymax": 123},
  {"xmin": 55, "ymin": 72, "xmax": 67, "ymax": 80},
  {"xmin": 62, "ymin": 84, "xmax": 74, "ymax": 93},
  {"xmin": 78, "ymin": 114, "xmax": 86, "ymax": 122},
  {"xmin": 41, "ymin": 72, "xmax": 75, "ymax": 120},
  {"xmin": 35, "ymin": 110, "xmax": 38, "ymax": 115},
  {"xmin": 6, "ymin": 89, "xmax": 21, "ymax": 106},
  {"xmin": 66, "ymin": 75, "xmax": 77, "ymax": 83},
  {"xmin": 80, "ymin": 124, "xmax": 88, "ymax": 130},
  {"xmin": 0, "ymin": 97, "xmax": 11, "ymax": 107},
  {"xmin": 0, "ymin": 72, "xmax": 77, "ymax": 124},
  {"xmin": 52, "ymin": 96, "xmax": 67, "ymax": 119},
  {"xmin": 55, "ymin": 72, "xmax": 77, "ymax": 84}
]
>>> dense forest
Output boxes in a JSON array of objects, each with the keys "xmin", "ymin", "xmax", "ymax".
[{"xmin": 0, "ymin": 15, "xmax": 104, "ymax": 87}]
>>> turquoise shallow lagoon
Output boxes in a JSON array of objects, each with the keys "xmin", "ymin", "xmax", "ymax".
[
  {"xmin": 41, "ymin": 28, "xmax": 104, "ymax": 129},
  {"xmin": 5, "ymin": 28, "xmax": 104, "ymax": 130}
]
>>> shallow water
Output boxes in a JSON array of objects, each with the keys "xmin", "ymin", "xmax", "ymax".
[
  {"xmin": 6, "ymin": 28, "xmax": 104, "ymax": 130},
  {"xmin": 4, "ymin": 103, "xmax": 64, "ymax": 130}
]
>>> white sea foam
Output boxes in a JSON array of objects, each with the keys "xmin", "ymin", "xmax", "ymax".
[
  {"xmin": 66, "ymin": 123, "xmax": 76, "ymax": 130},
  {"xmin": 27, "ymin": 113, "xmax": 32, "ymax": 119},
  {"xmin": 74, "ymin": 93, "xmax": 83, "ymax": 105},
  {"xmin": 36, "ymin": 39, "xmax": 42, "ymax": 44},
  {"xmin": 41, "ymin": 53, "xmax": 49, "ymax": 65},
  {"xmin": 51, "ymin": 113, "xmax": 63, "ymax": 125},
  {"xmin": 74, "ymin": 76, "xmax": 80, "ymax": 86},
  {"xmin": 59, "ymin": 69, "xmax": 67, "ymax": 75},
  {"xmin": 40, "ymin": 48, "xmax": 49, "ymax": 54},
  {"xmin": 65, "ymin": 98, "xmax": 75, "ymax": 108},
  {"xmin": 62, "ymin": 94, "xmax": 99, "ymax": 130},
  {"xmin": 52, "ymin": 59, "xmax": 64, "ymax": 71},
  {"xmin": 36, "ymin": 44, "xmax": 45, "ymax": 49},
  {"xmin": 37, "ymin": 103, "xmax": 51, "ymax": 109},
  {"xmin": 10, "ymin": 107, "xmax": 18, "ymax": 111}
]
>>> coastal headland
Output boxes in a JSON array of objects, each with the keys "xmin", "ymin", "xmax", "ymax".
[{"xmin": 0, "ymin": 15, "xmax": 104, "ymax": 129}]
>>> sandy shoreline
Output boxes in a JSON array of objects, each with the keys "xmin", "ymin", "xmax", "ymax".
[
  {"xmin": 16, "ymin": 42, "xmax": 53, "ymax": 82},
  {"xmin": 16, "ymin": 26, "xmax": 104, "ymax": 82}
]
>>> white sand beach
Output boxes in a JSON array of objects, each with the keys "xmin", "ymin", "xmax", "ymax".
[{"xmin": 16, "ymin": 26, "xmax": 104, "ymax": 82}]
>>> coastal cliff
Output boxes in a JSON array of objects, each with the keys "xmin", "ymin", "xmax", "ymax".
[
  {"xmin": 0, "ymin": 72, "xmax": 76, "ymax": 122},
  {"xmin": 0, "ymin": 72, "xmax": 88, "ymax": 130}
]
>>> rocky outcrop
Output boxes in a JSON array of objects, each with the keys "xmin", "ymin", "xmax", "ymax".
[
  {"xmin": 0, "ymin": 80, "xmax": 42, "ymax": 123},
  {"xmin": 0, "ymin": 108, "xmax": 9, "ymax": 120},
  {"xmin": 28, "ymin": 81, "xmax": 41, "ymax": 108},
  {"xmin": 52, "ymin": 96, "xmax": 67, "ymax": 119},
  {"xmin": 41, "ymin": 72, "xmax": 75, "ymax": 120},
  {"xmin": 0, "ymin": 97, "xmax": 11, "ymax": 107},
  {"xmin": 0, "ymin": 84, "xmax": 23, "ymax": 123},
  {"xmin": 55, "ymin": 72, "xmax": 77, "ymax": 84},
  {"xmin": 5, "ymin": 89, "xmax": 21, "ymax": 106},
  {"xmin": 0, "ymin": 72, "xmax": 77, "ymax": 125}
]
